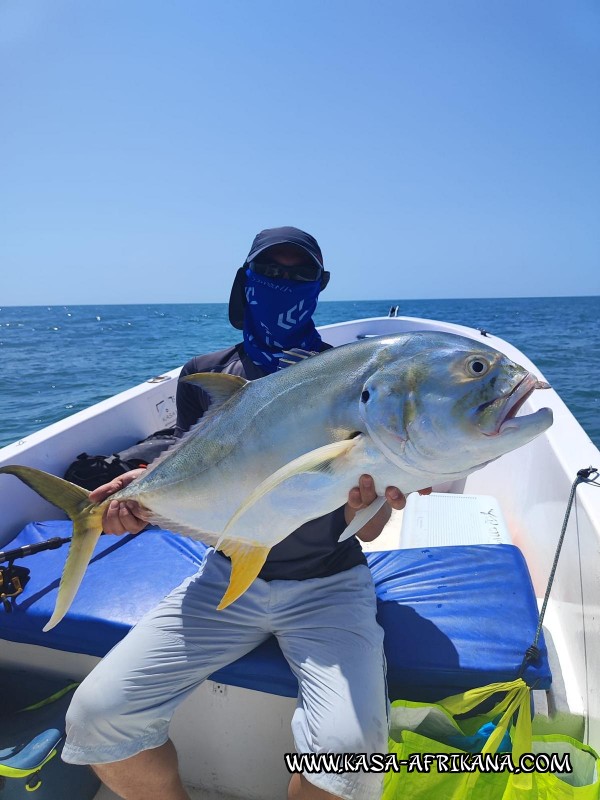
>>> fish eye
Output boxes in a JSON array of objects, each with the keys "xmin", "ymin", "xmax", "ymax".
[
  {"xmin": 466, "ymin": 357, "xmax": 489, "ymax": 377},
  {"xmin": 361, "ymin": 390, "xmax": 370, "ymax": 403}
]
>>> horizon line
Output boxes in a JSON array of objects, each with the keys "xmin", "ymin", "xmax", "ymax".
[{"xmin": 1, "ymin": 294, "xmax": 599, "ymax": 309}]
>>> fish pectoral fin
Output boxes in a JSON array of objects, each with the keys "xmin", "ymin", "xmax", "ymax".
[
  {"xmin": 181, "ymin": 372, "xmax": 249, "ymax": 409},
  {"xmin": 216, "ymin": 540, "xmax": 270, "ymax": 610},
  {"xmin": 0, "ymin": 465, "xmax": 104, "ymax": 631},
  {"xmin": 216, "ymin": 436, "xmax": 362, "ymax": 549},
  {"xmin": 338, "ymin": 495, "xmax": 388, "ymax": 542}
]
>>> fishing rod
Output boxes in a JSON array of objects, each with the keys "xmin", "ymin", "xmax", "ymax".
[
  {"xmin": 0, "ymin": 536, "xmax": 72, "ymax": 612},
  {"xmin": 0, "ymin": 536, "xmax": 72, "ymax": 564},
  {"xmin": 0, "ymin": 531, "xmax": 120, "ymax": 611},
  {"xmin": 0, "ymin": 529, "xmax": 125, "ymax": 612}
]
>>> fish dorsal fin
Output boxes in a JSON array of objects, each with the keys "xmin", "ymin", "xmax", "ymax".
[
  {"xmin": 181, "ymin": 372, "xmax": 249, "ymax": 409},
  {"xmin": 216, "ymin": 437, "xmax": 361, "ymax": 549},
  {"xmin": 278, "ymin": 348, "xmax": 320, "ymax": 368}
]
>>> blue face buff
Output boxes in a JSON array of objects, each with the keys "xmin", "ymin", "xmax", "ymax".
[{"xmin": 242, "ymin": 268, "xmax": 323, "ymax": 372}]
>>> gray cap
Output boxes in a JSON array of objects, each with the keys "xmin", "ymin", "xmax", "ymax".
[{"xmin": 228, "ymin": 227, "xmax": 329, "ymax": 330}]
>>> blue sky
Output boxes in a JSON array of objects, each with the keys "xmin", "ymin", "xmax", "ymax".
[{"xmin": 1, "ymin": 0, "xmax": 598, "ymax": 304}]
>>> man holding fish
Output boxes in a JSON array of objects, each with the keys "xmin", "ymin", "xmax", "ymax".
[
  {"xmin": 64, "ymin": 227, "xmax": 420, "ymax": 800},
  {"xmin": 1, "ymin": 228, "xmax": 551, "ymax": 798}
]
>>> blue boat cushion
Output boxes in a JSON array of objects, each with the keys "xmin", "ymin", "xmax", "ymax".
[
  {"xmin": 367, "ymin": 546, "xmax": 551, "ymax": 700},
  {"xmin": 0, "ymin": 522, "xmax": 551, "ymax": 701}
]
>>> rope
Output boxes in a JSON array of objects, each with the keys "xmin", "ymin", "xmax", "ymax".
[{"xmin": 517, "ymin": 466, "xmax": 599, "ymax": 677}]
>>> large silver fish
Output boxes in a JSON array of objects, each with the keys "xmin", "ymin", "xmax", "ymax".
[{"xmin": 0, "ymin": 331, "xmax": 552, "ymax": 630}]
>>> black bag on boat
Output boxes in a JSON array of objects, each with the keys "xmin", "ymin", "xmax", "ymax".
[
  {"xmin": 115, "ymin": 428, "xmax": 178, "ymax": 467},
  {"xmin": 63, "ymin": 428, "xmax": 177, "ymax": 490}
]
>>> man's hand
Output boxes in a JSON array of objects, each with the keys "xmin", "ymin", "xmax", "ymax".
[
  {"xmin": 89, "ymin": 469, "xmax": 151, "ymax": 535},
  {"xmin": 345, "ymin": 474, "xmax": 432, "ymax": 542}
]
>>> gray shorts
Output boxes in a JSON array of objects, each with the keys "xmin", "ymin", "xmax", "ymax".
[{"xmin": 62, "ymin": 549, "xmax": 389, "ymax": 800}]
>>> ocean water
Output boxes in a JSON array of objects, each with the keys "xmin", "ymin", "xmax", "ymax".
[{"xmin": 0, "ymin": 297, "xmax": 598, "ymax": 451}]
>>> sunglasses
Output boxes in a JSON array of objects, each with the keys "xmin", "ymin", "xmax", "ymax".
[{"xmin": 248, "ymin": 259, "xmax": 323, "ymax": 283}]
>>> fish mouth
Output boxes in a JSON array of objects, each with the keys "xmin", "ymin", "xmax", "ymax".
[{"xmin": 479, "ymin": 375, "xmax": 551, "ymax": 436}]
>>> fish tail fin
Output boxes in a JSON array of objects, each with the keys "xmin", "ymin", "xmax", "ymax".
[
  {"xmin": 0, "ymin": 465, "xmax": 104, "ymax": 630},
  {"xmin": 0, "ymin": 464, "xmax": 92, "ymax": 514},
  {"xmin": 216, "ymin": 540, "xmax": 270, "ymax": 610}
]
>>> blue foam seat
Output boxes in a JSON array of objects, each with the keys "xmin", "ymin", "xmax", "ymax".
[
  {"xmin": 0, "ymin": 521, "xmax": 551, "ymax": 701},
  {"xmin": 367, "ymin": 546, "xmax": 551, "ymax": 700}
]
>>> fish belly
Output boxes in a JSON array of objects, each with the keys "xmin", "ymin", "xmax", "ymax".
[{"xmin": 137, "ymin": 451, "xmax": 284, "ymax": 544}]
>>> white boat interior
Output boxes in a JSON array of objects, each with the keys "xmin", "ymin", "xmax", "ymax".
[{"xmin": 1, "ymin": 315, "xmax": 599, "ymax": 800}]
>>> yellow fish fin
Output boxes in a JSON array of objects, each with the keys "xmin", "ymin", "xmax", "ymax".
[
  {"xmin": 181, "ymin": 372, "xmax": 248, "ymax": 409},
  {"xmin": 216, "ymin": 540, "xmax": 270, "ymax": 610},
  {"xmin": 0, "ymin": 464, "xmax": 91, "ymax": 512},
  {"xmin": 217, "ymin": 436, "xmax": 362, "ymax": 549},
  {"xmin": 0, "ymin": 465, "xmax": 105, "ymax": 631}
]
